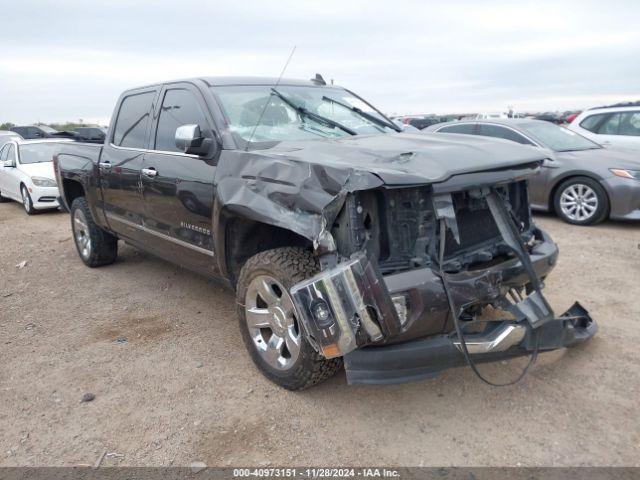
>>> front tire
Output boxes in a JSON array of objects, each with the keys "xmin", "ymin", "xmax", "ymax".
[
  {"xmin": 553, "ymin": 176, "xmax": 609, "ymax": 225},
  {"xmin": 21, "ymin": 185, "xmax": 35, "ymax": 215},
  {"xmin": 70, "ymin": 197, "xmax": 118, "ymax": 267},
  {"xmin": 236, "ymin": 247, "xmax": 342, "ymax": 390}
]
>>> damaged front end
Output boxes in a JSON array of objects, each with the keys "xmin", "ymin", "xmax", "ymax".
[{"xmin": 290, "ymin": 169, "xmax": 597, "ymax": 384}]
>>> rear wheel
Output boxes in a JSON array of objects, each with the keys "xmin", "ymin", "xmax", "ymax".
[
  {"xmin": 553, "ymin": 177, "xmax": 609, "ymax": 225},
  {"xmin": 236, "ymin": 247, "xmax": 342, "ymax": 390},
  {"xmin": 70, "ymin": 197, "xmax": 118, "ymax": 267},
  {"xmin": 21, "ymin": 185, "xmax": 35, "ymax": 215}
]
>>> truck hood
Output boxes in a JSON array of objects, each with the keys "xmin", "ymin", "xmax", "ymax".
[
  {"xmin": 19, "ymin": 161, "xmax": 56, "ymax": 179},
  {"xmin": 265, "ymin": 132, "xmax": 547, "ymax": 185}
]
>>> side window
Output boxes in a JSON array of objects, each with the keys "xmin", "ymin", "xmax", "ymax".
[
  {"xmin": 477, "ymin": 124, "xmax": 533, "ymax": 145},
  {"xmin": 112, "ymin": 91, "xmax": 155, "ymax": 148},
  {"xmin": 30, "ymin": 128, "xmax": 43, "ymax": 138},
  {"xmin": 579, "ymin": 114, "xmax": 606, "ymax": 133},
  {"xmin": 618, "ymin": 112, "xmax": 640, "ymax": 136},
  {"xmin": 438, "ymin": 123, "xmax": 475, "ymax": 134},
  {"xmin": 154, "ymin": 88, "xmax": 209, "ymax": 152},
  {"xmin": 598, "ymin": 113, "xmax": 621, "ymax": 134}
]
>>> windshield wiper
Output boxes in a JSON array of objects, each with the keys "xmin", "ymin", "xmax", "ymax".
[
  {"xmin": 322, "ymin": 95, "xmax": 401, "ymax": 132},
  {"xmin": 270, "ymin": 88, "xmax": 356, "ymax": 136}
]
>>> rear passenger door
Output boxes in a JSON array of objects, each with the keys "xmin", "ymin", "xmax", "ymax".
[
  {"xmin": 100, "ymin": 88, "xmax": 159, "ymax": 242},
  {"xmin": 140, "ymin": 83, "xmax": 218, "ymax": 273}
]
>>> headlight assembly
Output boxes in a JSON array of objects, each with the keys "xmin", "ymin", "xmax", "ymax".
[
  {"xmin": 31, "ymin": 177, "xmax": 57, "ymax": 188},
  {"xmin": 610, "ymin": 169, "xmax": 640, "ymax": 180}
]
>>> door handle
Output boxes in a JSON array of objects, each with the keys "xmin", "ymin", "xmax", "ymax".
[
  {"xmin": 99, "ymin": 161, "xmax": 112, "ymax": 170},
  {"xmin": 141, "ymin": 167, "xmax": 158, "ymax": 178}
]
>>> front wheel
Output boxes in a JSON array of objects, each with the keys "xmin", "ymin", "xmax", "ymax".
[
  {"xmin": 553, "ymin": 177, "xmax": 609, "ymax": 225},
  {"xmin": 70, "ymin": 197, "xmax": 118, "ymax": 267},
  {"xmin": 236, "ymin": 247, "xmax": 342, "ymax": 390},
  {"xmin": 21, "ymin": 185, "xmax": 35, "ymax": 215}
]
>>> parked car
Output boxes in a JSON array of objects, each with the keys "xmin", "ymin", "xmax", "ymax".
[
  {"xmin": 394, "ymin": 115, "xmax": 443, "ymax": 130},
  {"xmin": 73, "ymin": 126, "xmax": 107, "ymax": 143},
  {"xmin": 0, "ymin": 139, "xmax": 71, "ymax": 214},
  {"xmin": 565, "ymin": 112, "xmax": 580, "ymax": 124},
  {"xmin": 568, "ymin": 103, "xmax": 640, "ymax": 149},
  {"xmin": 11, "ymin": 125, "xmax": 61, "ymax": 139},
  {"xmin": 532, "ymin": 112, "xmax": 564, "ymax": 124},
  {"xmin": 425, "ymin": 119, "xmax": 640, "ymax": 224},
  {"xmin": 54, "ymin": 76, "xmax": 595, "ymax": 389}
]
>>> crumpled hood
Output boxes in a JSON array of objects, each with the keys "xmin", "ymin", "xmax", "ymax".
[
  {"xmin": 19, "ymin": 161, "xmax": 56, "ymax": 179},
  {"xmin": 264, "ymin": 132, "xmax": 547, "ymax": 185}
]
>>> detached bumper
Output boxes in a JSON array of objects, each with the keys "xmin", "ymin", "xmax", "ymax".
[{"xmin": 344, "ymin": 302, "xmax": 597, "ymax": 385}]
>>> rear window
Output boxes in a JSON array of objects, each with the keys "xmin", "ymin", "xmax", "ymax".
[
  {"xmin": 477, "ymin": 124, "xmax": 534, "ymax": 145},
  {"xmin": 438, "ymin": 123, "xmax": 476, "ymax": 134},
  {"xmin": 579, "ymin": 113, "xmax": 606, "ymax": 133},
  {"xmin": 112, "ymin": 91, "xmax": 155, "ymax": 148}
]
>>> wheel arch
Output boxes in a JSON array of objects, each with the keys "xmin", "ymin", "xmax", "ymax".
[
  {"xmin": 220, "ymin": 213, "xmax": 314, "ymax": 288},
  {"xmin": 61, "ymin": 178, "xmax": 86, "ymax": 209}
]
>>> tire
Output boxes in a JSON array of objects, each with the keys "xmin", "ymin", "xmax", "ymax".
[
  {"xmin": 236, "ymin": 247, "xmax": 342, "ymax": 390},
  {"xmin": 21, "ymin": 185, "xmax": 36, "ymax": 215},
  {"xmin": 70, "ymin": 197, "xmax": 118, "ymax": 267},
  {"xmin": 553, "ymin": 176, "xmax": 609, "ymax": 225}
]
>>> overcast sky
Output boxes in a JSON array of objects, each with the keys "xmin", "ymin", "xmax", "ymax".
[{"xmin": 1, "ymin": 0, "xmax": 639, "ymax": 125}]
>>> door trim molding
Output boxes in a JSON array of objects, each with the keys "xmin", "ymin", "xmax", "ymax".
[{"xmin": 105, "ymin": 211, "xmax": 214, "ymax": 257}]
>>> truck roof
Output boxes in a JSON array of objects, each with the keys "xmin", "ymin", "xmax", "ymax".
[{"xmin": 128, "ymin": 76, "xmax": 341, "ymax": 91}]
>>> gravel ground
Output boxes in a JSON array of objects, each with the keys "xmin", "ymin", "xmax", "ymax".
[{"xmin": 0, "ymin": 201, "xmax": 638, "ymax": 467}]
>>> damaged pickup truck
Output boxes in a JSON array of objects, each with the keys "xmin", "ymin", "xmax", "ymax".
[{"xmin": 54, "ymin": 75, "xmax": 597, "ymax": 389}]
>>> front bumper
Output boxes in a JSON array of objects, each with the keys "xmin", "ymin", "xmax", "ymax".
[
  {"xmin": 344, "ymin": 302, "xmax": 597, "ymax": 385},
  {"xmin": 602, "ymin": 176, "xmax": 640, "ymax": 221},
  {"xmin": 291, "ymin": 227, "xmax": 559, "ymax": 358},
  {"xmin": 30, "ymin": 186, "xmax": 60, "ymax": 209}
]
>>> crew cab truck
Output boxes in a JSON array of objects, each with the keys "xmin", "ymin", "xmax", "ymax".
[{"xmin": 55, "ymin": 76, "xmax": 597, "ymax": 389}]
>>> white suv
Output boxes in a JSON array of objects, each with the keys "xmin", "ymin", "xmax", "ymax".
[{"xmin": 568, "ymin": 104, "xmax": 640, "ymax": 150}]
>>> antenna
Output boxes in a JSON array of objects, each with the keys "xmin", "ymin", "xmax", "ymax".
[{"xmin": 245, "ymin": 46, "xmax": 297, "ymax": 150}]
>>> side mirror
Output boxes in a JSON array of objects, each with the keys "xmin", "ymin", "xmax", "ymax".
[
  {"xmin": 175, "ymin": 124, "xmax": 211, "ymax": 156},
  {"xmin": 3, "ymin": 159, "xmax": 15, "ymax": 168}
]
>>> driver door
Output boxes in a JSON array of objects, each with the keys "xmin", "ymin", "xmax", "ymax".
[{"xmin": 140, "ymin": 83, "xmax": 218, "ymax": 274}]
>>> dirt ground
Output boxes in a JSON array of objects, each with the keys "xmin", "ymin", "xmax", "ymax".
[{"xmin": 1, "ymin": 201, "xmax": 638, "ymax": 467}]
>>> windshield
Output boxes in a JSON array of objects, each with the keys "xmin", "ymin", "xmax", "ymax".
[
  {"xmin": 18, "ymin": 143, "xmax": 60, "ymax": 164},
  {"xmin": 212, "ymin": 85, "xmax": 394, "ymax": 147},
  {"xmin": 521, "ymin": 122, "xmax": 600, "ymax": 151}
]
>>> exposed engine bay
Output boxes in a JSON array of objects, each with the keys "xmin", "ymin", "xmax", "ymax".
[{"xmin": 331, "ymin": 180, "xmax": 535, "ymax": 274}]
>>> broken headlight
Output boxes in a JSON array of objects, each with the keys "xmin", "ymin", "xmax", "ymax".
[{"xmin": 290, "ymin": 253, "xmax": 402, "ymax": 358}]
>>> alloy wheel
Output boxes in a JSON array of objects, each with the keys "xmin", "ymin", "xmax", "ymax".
[
  {"xmin": 244, "ymin": 275, "xmax": 301, "ymax": 370},
  {"xmin": 559, "ymin": 183, "xmax": 598, "ymax": 222},
  {"xmin": 73, "ymin": 208, "xmax": 92, "ymax": 259},
  {"xmin": 21, "ymin": 187, "xmax": 30, "ymax": 213}
]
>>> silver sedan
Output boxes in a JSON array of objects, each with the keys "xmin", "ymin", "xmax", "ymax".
[{"xmin": 424, "ymin": 119, "xmax": 640, "ymax": 225}]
